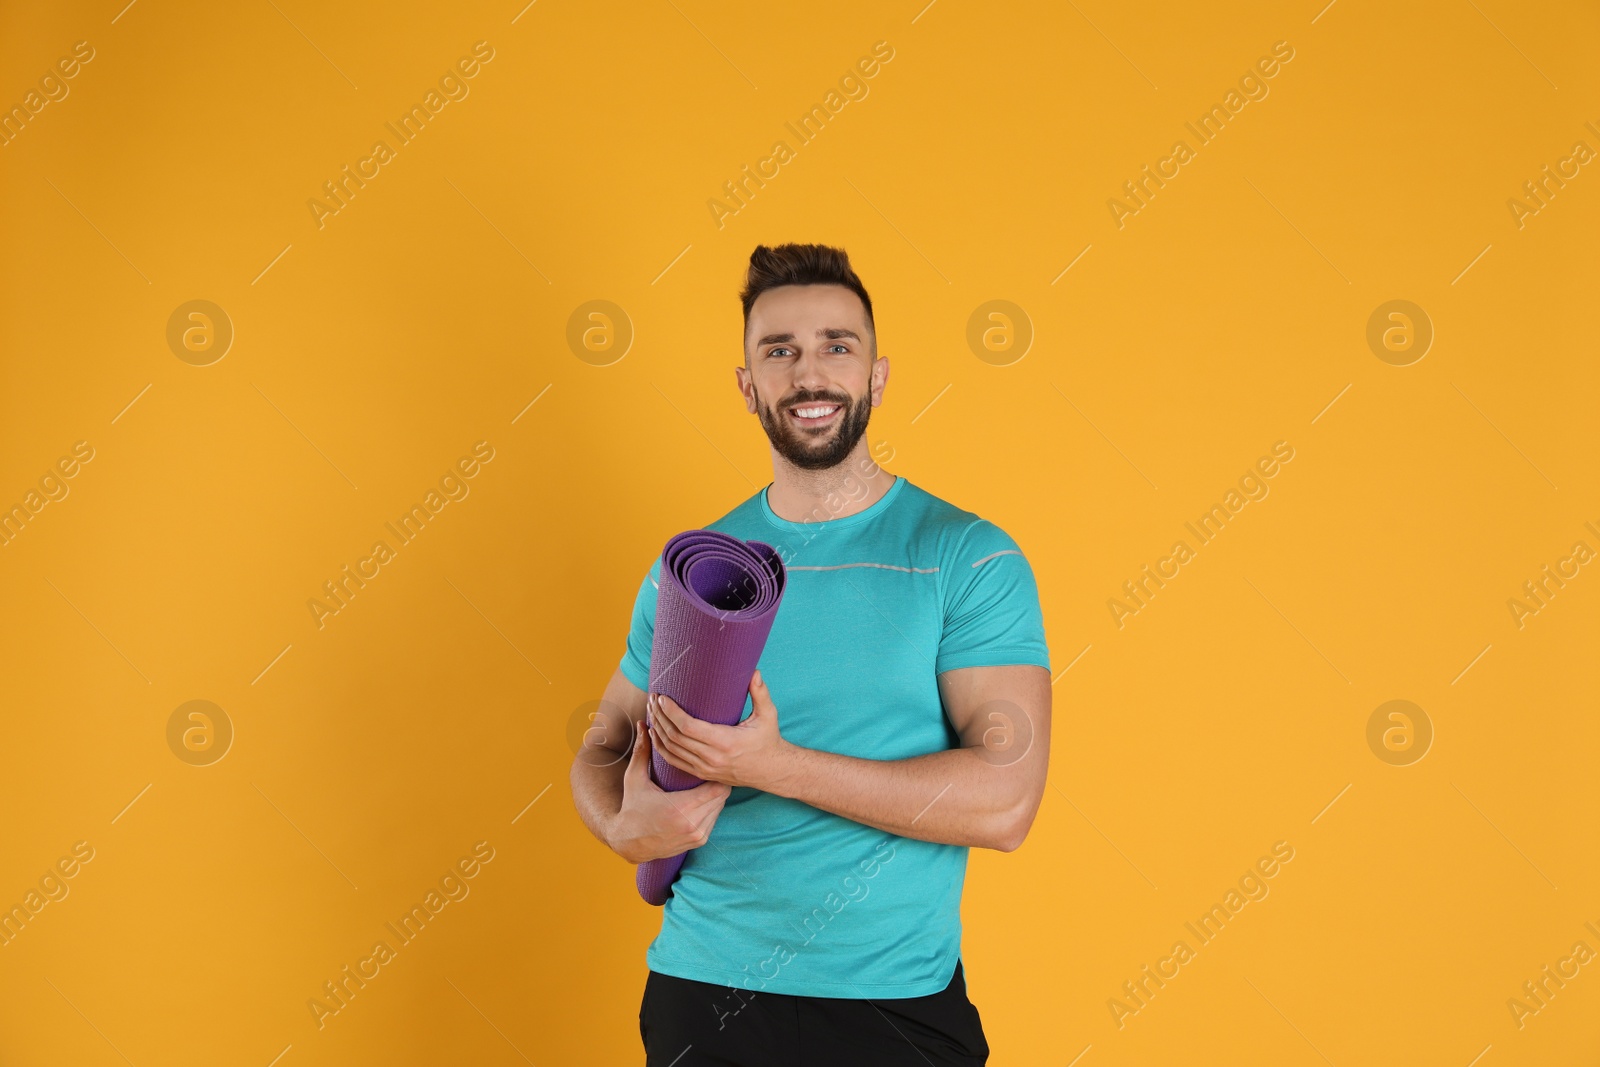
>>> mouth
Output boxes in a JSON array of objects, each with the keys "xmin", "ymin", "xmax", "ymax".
[{"xmin": 786, "ymin": 401, "xmax": 842, "ymax": 428}]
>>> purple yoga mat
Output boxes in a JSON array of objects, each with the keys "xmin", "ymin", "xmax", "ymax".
[{"xmin": 636, "ymin": 529, "xmax": 787, "ymax": 906}]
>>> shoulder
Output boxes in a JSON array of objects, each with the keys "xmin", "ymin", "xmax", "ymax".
[
  {"xmin": 704, "ymin": 486, "xmax": 768, "ymax": 537},
  {"xmin": 898, "ymin": 481, "xmax": 1029, "ymax": 567},
  {"xmin": 635, "ymin": 486, "xmax": 769, "ymax": 583}
]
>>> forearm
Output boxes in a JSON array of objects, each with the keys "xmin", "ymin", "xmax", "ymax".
[
  {"xmin": 569, "ymin": 754, "xmax": 625, "ymax": 851},
  {"xmin": 766, "ymin": 744, "xmax": 1021, "ymax": 850},
  {"xmin": 645, "ymin": 669, "xmax": 1046, "ymax": 851}
]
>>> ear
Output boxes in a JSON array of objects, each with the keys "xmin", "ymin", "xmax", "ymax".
[
  {"xmin": 735, "ymin": 364, "xmax": 758, "ymax": 413},
  {"xmin": 870, "ymin": 355, "xmax": 890, "ymax": 407}
]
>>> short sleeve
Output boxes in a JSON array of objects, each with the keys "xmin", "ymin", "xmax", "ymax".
[
  {"xmin": 936, "ymin": 520, "xmax": 1050, "ymax": 675},
  {"xmin": 618, "ymin": 558, "xmax": 662, "ymax": 690}
]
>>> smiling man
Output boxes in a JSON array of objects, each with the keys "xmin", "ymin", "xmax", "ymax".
[{"xmin": 569, "ymin": 243, "xmax": 1052, "ymax": 1066}]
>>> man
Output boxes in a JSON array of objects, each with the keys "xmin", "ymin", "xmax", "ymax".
[{"xmin": 569, "ymin": 243, "xmax": 1052, "ymax": 1066}]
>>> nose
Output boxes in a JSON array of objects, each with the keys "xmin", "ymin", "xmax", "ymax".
[{"xmin": 789, "ymin": 348, "xmax": 831, "ymax": 396}]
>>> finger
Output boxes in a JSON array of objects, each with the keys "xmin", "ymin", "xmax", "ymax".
[
  {"xmin": 625, "ymin": 719, "xmax": 648, "ymax": 774},
  {"xmin": 653, "ymin": 702, "xmax": 717, "ymax": 758},
  {"xmin": 690, "ymin": 806, "xmax": 719, "ymax": 842},
  {"xmin": 648, "ymin": 699, "xmax": 686, "ymax": 748},
  {"xmin": 679, "ymin": 799, "xmax": 718, "ymax": 844},
  {"xmin": 677, "ymin": 793, "xmax": 724, "ymax": 826},
  {"xmin": 657, "ymin": 728, "xmax": 711, "ymax": 776},
  {"xmin": 647, "ymin": 719, "xmax": 679, "ymax": 760},
  {"xmin": 696, "ymin": 790, "xmax": 731, "ymax": 816},
  {"xmin": 650, "ymin": 693, "xmax": 682, "ymax": 739},
  {"xmin": 674, "ymin": 780, "xmax": 730, "ymax": 817},
  {"xmin": 654, "ymin": 731, "xmax": 700, "ymax": 776},
  {"xmin": 625, "ymin": 721, "xmax": 661, "ymax": 790},
  {"xmin": 647, "ymin": 694, "xmax": 677, "ymax": 742},
  {"xmin": 654, "ymin": 695, "xmax": 718, "ymax": 747},
  {"xmin": 661, "ymin": 793, "xmax": 709, "ymax": 840},
  {"xmin": 683, "ymin": 780, "xmax": 732, "ymax": 802},
  {"xmin": 750, "ymin": 672, "xmax": 777, "ymax": 712}
]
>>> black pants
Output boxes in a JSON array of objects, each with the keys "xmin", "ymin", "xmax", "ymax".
[{"xmin": 639, "ymin": 960, "xmax": 989, "ymax": 1066}]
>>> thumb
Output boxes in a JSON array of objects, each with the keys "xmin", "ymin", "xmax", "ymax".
[
  {"xmin": 625, "ymin": 718, "xmax": 651, "ymax": 779},
  {"xmin": 749, "ymin": 670, "xmax": 775, "ymax": 713}
]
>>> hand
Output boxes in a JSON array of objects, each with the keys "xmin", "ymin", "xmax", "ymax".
[
  {"xmin": 606, "ymin": 719, "xmax": 732, "ymax": 864},
  {"xmin": 649, "ymin": 670, "xmax": 796, "ymax": 793}
]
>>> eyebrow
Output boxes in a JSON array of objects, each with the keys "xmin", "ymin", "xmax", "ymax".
[{"xmin": 755, "ymin": 327, "xmax": 863, "ymax": 348}]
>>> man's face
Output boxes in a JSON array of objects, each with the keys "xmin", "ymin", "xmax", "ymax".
[{"xmin": 738, "ymin": 284, "xmax": 887, "ymax": 472}]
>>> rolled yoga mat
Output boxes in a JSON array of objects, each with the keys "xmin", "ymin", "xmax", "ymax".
[{"xmin": 637, "ymin": 529, "xmax": 787, "ymax": 906}]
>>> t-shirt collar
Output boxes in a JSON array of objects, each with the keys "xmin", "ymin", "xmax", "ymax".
[{"xmin": 759, "ymin": 473, "xmax": 903, "ymax": 533}]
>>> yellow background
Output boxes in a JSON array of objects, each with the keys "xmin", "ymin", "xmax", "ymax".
[{"xmin": 2, "ymin": 0, "xmax": 1596, "ymax": 1063}]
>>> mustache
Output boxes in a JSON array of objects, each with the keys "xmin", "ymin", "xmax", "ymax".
[{"xmin": 774, "ymin": 392, "xmax": 852, "ymax": 409}]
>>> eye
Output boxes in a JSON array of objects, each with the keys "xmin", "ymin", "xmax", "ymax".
[
  {"xmin": 769, "ymin": 346, "xmax": 793, "ymax": 358},
  {"xmin": 828, "ymin": 343, "xmax": 849, "ymax": 353}
]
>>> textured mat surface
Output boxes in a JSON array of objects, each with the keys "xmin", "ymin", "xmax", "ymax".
[{"xmin": 637, "ymin": 529, "xmax": 787, "ymax": 905}]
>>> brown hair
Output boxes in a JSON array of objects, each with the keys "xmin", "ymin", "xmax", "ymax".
[{"xmin": 739, "ymin": 243, "xmax": 875, "ymax": 348}]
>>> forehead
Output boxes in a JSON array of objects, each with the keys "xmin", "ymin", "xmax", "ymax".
[{"xmin": 746, "ymin": 284, "xmax": 869, "ymax": 337}]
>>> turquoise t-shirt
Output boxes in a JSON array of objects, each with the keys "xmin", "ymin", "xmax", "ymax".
[{"xmin": 618, "ymin": 472, "xmax": 1050, "ymax": 998}]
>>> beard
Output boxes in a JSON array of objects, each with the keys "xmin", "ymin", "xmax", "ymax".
[{"xmin": 753, "ymin": 384, "xmax": 873, "ymax": 471}]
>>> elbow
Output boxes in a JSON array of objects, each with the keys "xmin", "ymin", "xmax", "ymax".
[
  {"xmin": 990, "ymin": 789, "xmax": 1045, "ymax": 852},
  {"xmin": 993, "ymin": 824, "xmax": 1027, "ymax": 853},
  {"xmin": 990, "ymin": 809, "xmax": 1034, "ymax": 853}
]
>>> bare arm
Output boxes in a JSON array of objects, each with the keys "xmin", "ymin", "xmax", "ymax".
[
  {"xmin": 569, "ymin": 667, "xmax": 732, "ymax": 864},
  {"xmin": 648, "ymin": 663, "xmax": 1051, "ymax": 852}
]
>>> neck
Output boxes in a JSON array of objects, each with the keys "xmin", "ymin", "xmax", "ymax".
[{"xmin": 766, "ymin": 444, "xmax": 895, "ymax": 522}]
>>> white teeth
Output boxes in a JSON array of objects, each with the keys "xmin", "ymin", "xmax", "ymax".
[{"xmin": 793, "ymin": 405, "xmax": 839, "ymax": 418}]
